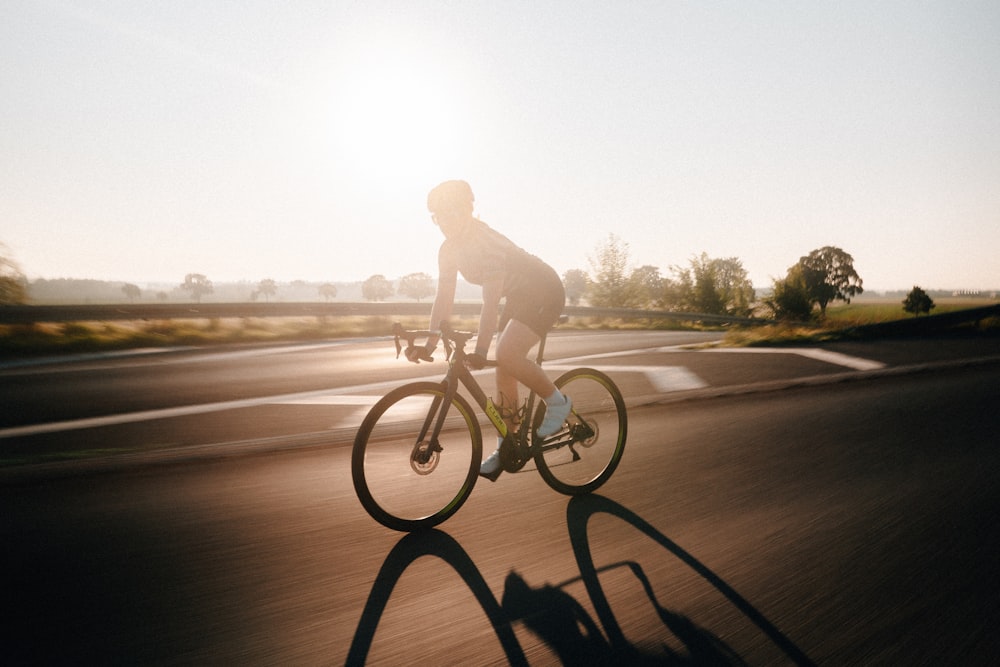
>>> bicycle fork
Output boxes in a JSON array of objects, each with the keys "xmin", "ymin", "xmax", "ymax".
[{"xmin": 409, "ymin": 385, "xmax": 450, "ymax": 474}]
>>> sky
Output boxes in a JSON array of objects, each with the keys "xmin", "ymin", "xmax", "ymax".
[{"xmin": 2, "ymin": 0, "xmax": 998, "ymax": 293}]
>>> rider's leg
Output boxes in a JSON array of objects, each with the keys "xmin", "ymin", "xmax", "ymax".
[
  {"xmin": 496, "ymin": 319, "xmax": 570, "ymax": 437},
  {"xmin": 495, "ymin": 320, "xmax": 554, "ymax": 427},
  {"xmin": 480, "ymin": 320, "xmax": 547, "ymax": 481}
]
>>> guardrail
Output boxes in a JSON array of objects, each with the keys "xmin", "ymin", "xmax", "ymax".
[{"xmin": 0, "ymin": 302, "xmax": 770, "ymax": 326}]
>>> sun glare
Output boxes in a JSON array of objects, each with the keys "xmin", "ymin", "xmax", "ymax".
[{"xmin": 328, "ymin": 51, "xmax": 465, "ymax": 193}]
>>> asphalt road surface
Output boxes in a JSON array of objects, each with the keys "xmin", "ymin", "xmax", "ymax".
[{"xmin": 2, "ymin": 332, "xmax": 999, "ymax": 665}]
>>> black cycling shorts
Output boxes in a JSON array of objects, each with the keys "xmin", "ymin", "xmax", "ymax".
[{"xmin": 500, "ymin": 264, "xmax": 566, "ymax": 338}]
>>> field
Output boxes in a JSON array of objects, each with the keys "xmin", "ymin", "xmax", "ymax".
[
  {"xmin": 823, "ymin": 296, "xmax": 994, "ymax": 326},
  {"xmin": 1, "ymin": 299, "xmax": 996, "ymax": 357},
  {"xmin": 722, "ymin": 297, "xmax": 998, "ymax": 346}
]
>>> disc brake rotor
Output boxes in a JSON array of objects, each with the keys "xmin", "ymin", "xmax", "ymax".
[{"xmin": 410, "ymin": 440, "xmax": 440, "ymax": 475}]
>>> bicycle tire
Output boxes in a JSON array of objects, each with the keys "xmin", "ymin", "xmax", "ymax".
[
  {"xmin": 533, "ymin": 368, "xmax": 627, "ymax": 495},
  {"xmin": 352, "ymin": 382, "xmax": 482, "ymax": 531}
]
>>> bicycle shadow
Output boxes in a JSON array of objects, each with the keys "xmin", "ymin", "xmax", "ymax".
[
  {"xmin": 563, "ymin": 494, "xmax": 816, "ymax": 666},
  {"xmin": 343, "ymin": 529, "xmax": 529, "ymax": 666},
  {"xmin": 345, "ymin": 496, "xmax": 814, "ymax": 665}
]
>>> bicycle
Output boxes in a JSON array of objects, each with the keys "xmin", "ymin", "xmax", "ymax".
[{"xmin": 352, "ymin": 321, "xmax": 628, "ymax": 532}]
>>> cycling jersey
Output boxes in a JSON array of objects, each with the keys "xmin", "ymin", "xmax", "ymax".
[{"xmin": 439, "ymin": 218, "xmax": 565, "ymax": 336}]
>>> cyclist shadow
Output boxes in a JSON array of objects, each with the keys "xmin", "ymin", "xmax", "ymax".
[{"xmin": 346, "ymin": 497, "xmax": 815, "ymax": 666}]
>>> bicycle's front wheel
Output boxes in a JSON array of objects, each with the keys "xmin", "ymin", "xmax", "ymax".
[
  {"xmin": 352, "ymin": 382, "xmax": 482, "ymax": 531},
  {"xmin": 533, "ymin": 368, "xmax": 627, "ymax": 495}
]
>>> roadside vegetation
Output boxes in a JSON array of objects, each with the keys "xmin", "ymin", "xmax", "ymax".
[
  {"xmin": 1, "ymin": 236, "xmax": 996, "ymax": 357},
  {"xmin": 722, "ymin": 297, "xmax": 999, "ymax": 347},
  {"xmin": 1, "ymin": 298, "xmax": 996, "ymax": 358}
]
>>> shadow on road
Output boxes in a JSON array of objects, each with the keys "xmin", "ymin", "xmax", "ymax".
[
  {"xmin": 344, "ymin": 529, "xmax": 529, "ymax": 666},
  {"xmin": 346, "ymin": 495, "xmax": 816, "ymax": 665},
  {"xmin": 566, "ymin": 494, "xmax": 816, "ymax": 666}
]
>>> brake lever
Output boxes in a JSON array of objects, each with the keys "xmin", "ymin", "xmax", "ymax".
[
  {"xmin": 438, "ymin": 320, "xmax": 454, "ymax": 360},
  {"xmin": 393, "ymin": 322, "xmax": 404, "ymax": 359}
]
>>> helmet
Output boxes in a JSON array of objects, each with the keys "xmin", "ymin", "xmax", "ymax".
[{"xmin": 427, "ymin": 180, "xmax": 474, "ymax": 213}]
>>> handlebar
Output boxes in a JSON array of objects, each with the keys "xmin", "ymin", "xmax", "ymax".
[{"xmin": 392, "ymin": 321, "xmax": 477, "ymax": 361}]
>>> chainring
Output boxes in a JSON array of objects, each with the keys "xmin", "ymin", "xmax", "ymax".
[{"xmin": 499, "ymin": 436, "xmax": 531, "ymax": 473}]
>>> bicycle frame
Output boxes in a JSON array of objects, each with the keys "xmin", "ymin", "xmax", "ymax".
[
  {"xmin": 355, "ymin": 324, "xmax": 626, "ymax": 530},
  {"xmin": 394, "ymin": 322, "xmax": 569, "ymax": 468}
]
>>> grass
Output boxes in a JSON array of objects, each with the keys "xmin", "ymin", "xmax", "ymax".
[
  {"xmin": 722, "ymin": 298, "xmax": 999, "ymax": 346},
  {"xmin": 823, "ymin": 298, "xmax": 992, "ymax": 326},
  {"xmin": 0, "ymin": 315, "xmax": 487, "ymax": 358}
]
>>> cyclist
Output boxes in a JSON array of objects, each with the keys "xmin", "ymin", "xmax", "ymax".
[{"xmin": 406, "ymin": 179, "xmax": 571, "ymax": 481}]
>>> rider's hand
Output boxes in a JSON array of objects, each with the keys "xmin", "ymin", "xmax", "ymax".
[
  {"xmin": 405, "ymin": 345, "xmax": 434, "ymax": 364},
  {"xmin": 465, "ymin": 352, "xmax": 487, "ymax": 370}
]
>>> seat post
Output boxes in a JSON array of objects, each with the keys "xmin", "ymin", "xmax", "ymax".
[
  {"xmin": 535, "ymin": 332, "xmax": 547, "ymax": 365},
  {"xmin": 535, "ymin": 314, "xmax": 565, "ymax": 365}
]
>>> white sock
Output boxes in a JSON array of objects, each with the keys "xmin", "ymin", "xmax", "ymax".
[{"xmin": 544, "ymin": 389, "xmax": 566, "ymax": 406}]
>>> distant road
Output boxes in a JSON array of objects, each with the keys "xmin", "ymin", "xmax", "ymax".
[{"xmin": 2, "ymin": 330, "xmax": 998, "ymax": 466}]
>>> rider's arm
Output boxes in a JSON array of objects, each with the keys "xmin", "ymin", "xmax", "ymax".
[{"xmin": 426, "ymin": 245, "xmax": 458, "ymax": 352}]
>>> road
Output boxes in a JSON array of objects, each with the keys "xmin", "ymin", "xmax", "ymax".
[{"xmin": 2, "ymin": 332, "xmax": 999, "ymax": 664}]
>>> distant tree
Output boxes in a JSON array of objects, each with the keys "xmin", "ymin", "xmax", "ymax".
[
  {"xmin": 180, "ymin": 273, "xmax": 213, "ymax": 303},
  {"xmin": 765, "ymin": 264, "xmax": 814, "ymax": 321},
  {"xmin": 562, "ymin": 269, "xmax": 589, "ymax": 306},
  {"xmin": 587, "ymin": 234, "xmax": 641, "ymax": 308},
  {"xmin": 628, "ymin": 265, "xmax": 665, "ymax": 309},
  {"xmin": 156, "ymin": 291, "xmax": 168, "ymax": 302},
  {"xmin": 256, "ymin": 278, "xmax": 277, "ymax": 303},
  {"xmin": 670, "ymin": 253, "xmax": 754, "ymax": 316},
  {"xmin": 318, "ymin": 283, "xmax": 338, "ymax": 302},
  {"xmin": 902, "ymin": 286, "xmax": 936, "ymax": 317},
  {"xmin": 398, "ymin": 272, "xmax": 434, "ymax": 302},
  {"xmin": 0, "ymin": 243, "xmax": 27, "ymax": 305},
  {"xmin": 798, "ymin": 246, "xmax": 863, "ymax": 317},
  {"xmin": 362, "ymin": 274, "xmax": 394, "ymax": 302},
  {"xmin": 121, "ymin": 283, "xmax": 141, "ymax": 303},
  {"xmin": 713, "ymin": 257, "xmax": 755, "ymax": 317}
]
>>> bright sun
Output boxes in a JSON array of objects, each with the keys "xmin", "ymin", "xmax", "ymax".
[{"xmin": 328, "ymin": 49, "xmax": 466, "ymax": 190}]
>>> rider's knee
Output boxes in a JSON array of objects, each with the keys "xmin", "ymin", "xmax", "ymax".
[{"xmin": 495, "ymin": 340, "xmax": 529, "ymax": 369}]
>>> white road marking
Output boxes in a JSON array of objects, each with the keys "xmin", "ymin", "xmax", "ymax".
[
  {"xmin": 0, "ymin": 346, "xmax": 882, "ymax": 438},
  {"xmin": 701, "ymin": 347, "xmax": 886, "ymax": 371},
  {"xmin": 273, "ymin": 395, "xmax": 380, "ymax": 406},
  {"xmin": 543, "ymin": 365, "xmax": 708, "ymax": 392}
]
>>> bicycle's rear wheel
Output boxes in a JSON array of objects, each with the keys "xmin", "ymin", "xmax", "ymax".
[
  {"xmin": 533, "ymin": 368, "xmax": 627, "ymax": 495},
  {"xmin": 352, "ymin": 382, "xmax": 482, "ymax": 531}
]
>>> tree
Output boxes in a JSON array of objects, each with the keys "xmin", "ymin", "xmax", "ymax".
[
  {"xmin": 180, "ymin": 273, "xmax": 213, "ymax": 303},
  {"xmin": 318, "ymin": 283, "xmax": 338, "ymax": 302},
  {"xmin": 256, "ymin": 278, "xmax": 277, "ymax": 303},
  {"xmin": 362, "ymin": 274, "xmax": 394, "ymax": 302},
  {"xmin": 562, "ymin": 269, "xmax": 589, "ymax": 306},
  {"xmin": 902, "ymin": 286, "xmax": 935, "ymax": 317},
  {"xmin": 0, "ymin": 243, "xmax": 27, "ymax": 305},
  {"xmin": 669, "ymin": 253, "xmax": 754, "ymax": 316},
  {"xmin": 712, "ymin": 257, "xmax": 755, "ymax": 317},
  {"xmin": 398, "ymin": 272, "xmax": 435, "ymax": 302},
  {"xmin": 628, "ymin": 265, "xmax": 665, "ymax": 309},
  {"xmin": 587, "ymin": 234, "xmax": 641, "ymax": 308},
  {"xmin": 121, "ymin": 283, "xmax": 141, "ymax": 303},
  {"xmin": 765, "ymin": 264, "xmax": 814, "ymax": 321},
  {"xmin": 798, "ymin": 246, "xmax": 863, "ymax": 317}
]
